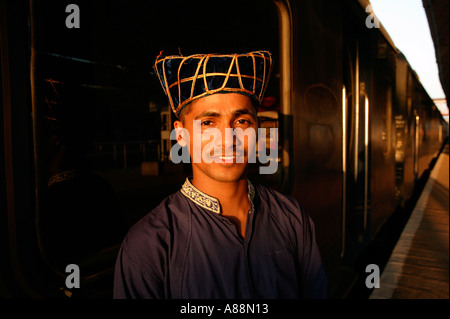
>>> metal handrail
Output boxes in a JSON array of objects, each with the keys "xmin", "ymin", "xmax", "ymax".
[{"xmin": 272, "ymin": 0, "xmax": 294, "ymax": 194}]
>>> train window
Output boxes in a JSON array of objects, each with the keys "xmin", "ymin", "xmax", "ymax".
[{"xmin": 34, "ymin": 0, "xmax": 280, "ymax": 278}]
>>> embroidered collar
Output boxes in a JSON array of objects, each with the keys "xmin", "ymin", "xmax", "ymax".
[{"xmin": 180, "ymin": 178, "xmax": 255, "ymax": 214}]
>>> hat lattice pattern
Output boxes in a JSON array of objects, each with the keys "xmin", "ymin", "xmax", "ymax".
[{"xmin": 154, "ymin": 51, "xmax": 272, "ymax": 116}]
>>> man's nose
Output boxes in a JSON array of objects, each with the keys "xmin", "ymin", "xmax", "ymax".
[{"xmin": 215, "ymin": 124, "xmax": 235, "ymax": 149}]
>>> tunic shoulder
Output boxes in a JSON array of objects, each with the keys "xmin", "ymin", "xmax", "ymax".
[
  {"xmin": 114, "ymin": 191, "xmax": 190, "ymax": 298},
  {"xmin": 119, "ymin": 191, "xmax": 188, "ymax": 273},
  {"xmin": 253, "ymin": 183, "xmax": 307, "ymax": 225}
]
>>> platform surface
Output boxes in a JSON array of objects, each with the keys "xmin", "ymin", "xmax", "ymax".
[{"xmin": 370, "ymin": 144, "xmax": 449, "ymax": 299}]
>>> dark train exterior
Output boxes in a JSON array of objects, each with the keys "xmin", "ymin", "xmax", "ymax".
[{"xmin": 0, "ymin": 0, "xmax": 448, "ymax": 298}]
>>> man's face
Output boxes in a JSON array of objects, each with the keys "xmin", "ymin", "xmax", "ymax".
[{"xmin": 174, "ymin": 93, "xmax": 258, "ymax": 183}]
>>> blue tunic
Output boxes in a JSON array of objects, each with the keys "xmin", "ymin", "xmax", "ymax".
[{"xmin": 113, "ymin": 179, "xmax": 327, "ymax": 299}]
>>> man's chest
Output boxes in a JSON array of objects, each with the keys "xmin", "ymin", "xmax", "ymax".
[{"xmin": 175, "ymin": 212, "xmax": 300, "ymax": 298}]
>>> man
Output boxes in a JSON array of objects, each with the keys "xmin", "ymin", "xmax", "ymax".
[{"xmin": 113, "ymin": 51, "xmax": 327, "ymax": 298}]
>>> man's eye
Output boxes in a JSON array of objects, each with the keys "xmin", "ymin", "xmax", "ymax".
[
  {"xmin": 201, "ymin": 120, "xmax": 212, "ymax": 126},
  {"xmin": 235, "ymin": 119, "xmax": 250, "ymax": 125}
]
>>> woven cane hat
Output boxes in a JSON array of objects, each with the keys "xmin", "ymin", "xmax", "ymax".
[{"xmin": 153, "ymin": 50, "xmax": 273, "ymax": 117}]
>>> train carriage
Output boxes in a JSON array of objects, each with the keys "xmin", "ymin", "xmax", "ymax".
[{"xmin": 0, "ymin": 0, "xmax": 447, "ymax": 298}]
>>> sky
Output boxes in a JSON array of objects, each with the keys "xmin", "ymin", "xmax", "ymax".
[{"xmin": 369, "ymin": 0, "xmax": 448, "ymax": 119}]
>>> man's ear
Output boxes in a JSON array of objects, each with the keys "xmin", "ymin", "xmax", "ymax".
[{"xmin": 174, "ymin": 120, "xmax": 188, "ymax": 147}]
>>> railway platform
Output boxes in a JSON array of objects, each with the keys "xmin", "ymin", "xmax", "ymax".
[{"xmin": 370, "ymin": 143, "xmax": 449, "ymax": 299}]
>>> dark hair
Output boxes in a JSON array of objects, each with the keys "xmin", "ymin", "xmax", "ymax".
[{"xmin": 178, "ymin": 103, "xmax": 192, "ymax": 124}]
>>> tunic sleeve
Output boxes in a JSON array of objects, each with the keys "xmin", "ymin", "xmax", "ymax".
[
  {"xmin": 113, "ymin": 207, "xmax": 171, "ymax": 299},
  {"xmin": 259, "ymin": 186, "xmax": 328, "ymax": 298},
  {"xmin": 294, "ymin": 205, "xmax": 328, "ymax": 298},
  {"xmin": 113, "ymin": 245, "xmax": 165, "ymax": 299}
]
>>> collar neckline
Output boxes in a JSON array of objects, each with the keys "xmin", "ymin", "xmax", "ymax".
[{"xmin": 180, "ymin": 178, "xmax": 255, "ymax": 214}]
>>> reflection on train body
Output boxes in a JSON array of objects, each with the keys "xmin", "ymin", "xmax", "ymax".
[{"xmin": 0, "ymin": 0, "xmax": 447, "ymax": 298}]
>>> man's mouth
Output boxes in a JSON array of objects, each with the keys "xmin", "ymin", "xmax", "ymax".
[{"xmin": 211, "ymin": 154, "xmax": 236, "ymax": 163}]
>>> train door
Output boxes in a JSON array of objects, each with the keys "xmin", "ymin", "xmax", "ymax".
[
  {"xmin": 401, "ymin": 67, "xmax": 417, "ymax": 198},
  {"xmin": 1, "ymin": 0, "xmax": 282, "ymax": 298},
  {"xmin": 288, "ymin": 0, "xmax": 344, "ymax": 297},
  {"xmin": 411, "ymin": 76, "xmax": 430, "ymax": 182},
  {"xmin": 394, "ymin": 54, "xmax": 412, "ymax": 203},
  {"xmin": 342, "ymin": 0, "xmax": 401, "ymax": 267},
  {"xmin": 369, "ymin": 36, "xmax": 397, "ymax": 241},
  {"xmin": 341, "ymin": 3, "xmax": 372, "ymax": 262}
]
